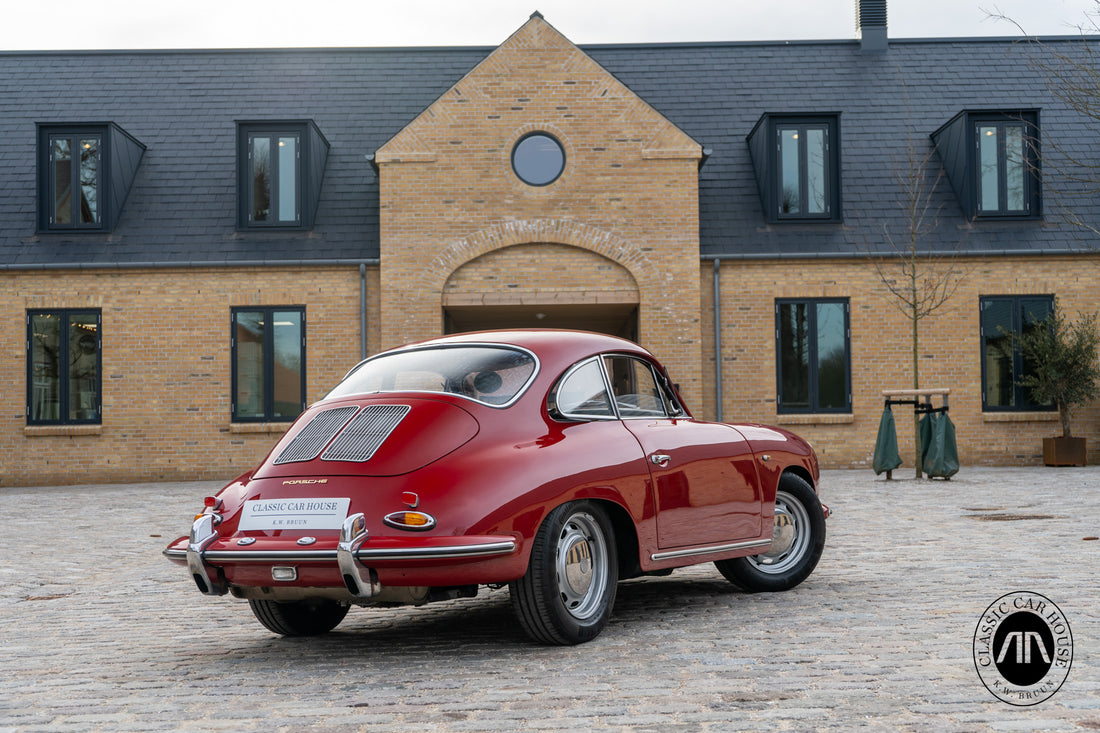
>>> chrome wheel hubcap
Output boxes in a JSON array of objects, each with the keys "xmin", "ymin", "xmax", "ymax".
[
  {"xmin": 555, "ymin": 512, "xmax": 608, "ymax": 620},
  {"xmin": 747, "ymin": 490, "xmax": 810, "ymax": 574}
]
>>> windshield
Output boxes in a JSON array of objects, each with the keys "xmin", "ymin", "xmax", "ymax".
[{"xmin": 326, "ymin": 345, "xmax": 538, "ymax": 407}]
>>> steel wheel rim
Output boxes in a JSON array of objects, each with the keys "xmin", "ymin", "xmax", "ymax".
[
  {"xmin": 555, "ymin": 512, "xmax": 609, "ymax": 620},
  {"xmin": 746, "ymin": 490, "xmax": 811, "ymax": 574}
]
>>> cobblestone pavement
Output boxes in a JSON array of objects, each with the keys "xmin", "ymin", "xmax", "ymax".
[{"xmin": 1, "ymin": 467, "xmax": 1098, "ymax": 732}]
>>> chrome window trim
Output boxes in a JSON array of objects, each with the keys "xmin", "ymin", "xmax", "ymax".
[
  {"xmin": 549, "ymin": 356, "xmax": 620, "ymax": 422},
  {"xmin": 323, "ymin": 343, "xmax": 540, "ymax": 410},
  {"xmin": 601, "ymin": 353, "xmax": 672, "ymax": 421}
]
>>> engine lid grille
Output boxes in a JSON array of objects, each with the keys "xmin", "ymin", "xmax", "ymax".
[
  {"xmin": 321, "ymin": 404, "xmax": 412, "ymax": 463},
  {"xmin": 272, "ymin": 406, "xmax": 359, "ymax": 465}
]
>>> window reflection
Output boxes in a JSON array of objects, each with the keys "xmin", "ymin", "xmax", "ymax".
[
  {"xmin": 816, "ymin": 302, "xmax": 846, "ymax": 409},
  {"xmin": 28, "ymin": 310, "xmax": 100, "ymax": 424},
  {"xmin": 277, "ymin": 137, "xmax": 297, "ymax": 223},
  {"xmin": 777, "ymin": 299, "xmax": 849, "ymax": 413},
  {"xmin": 235, "ymin": 311, "xmax": 266, "ymax": 419},
  {"xmin": 52, "ymin": 139, "xmax": 72, "ymax": 225},
  {"xmin": 79, "ymin": 138, "xmax": 99, "ymax": 224},
  {"xmin": 604, "ymin": 356, "xmax": 666, "ymax": 417},
  {"xmin": 980, "ymin": 296, "xmax": 1053, "ymax": 410},
  {"xmin": 806, "ymin": 129, "xmax": 826, "ymax": 214},
  {"xmin": 975, "ymin": 120, "xmax": 1032, "ymax": 216},
  {"xmin": 251, "ymin": 137, "xmax": 271, "ymax": 222},
  {"xmin": 272, "ymin": 311, "xmax": 302, "ymax": 418},
  {"xmin": 979, "ymin": 126, "xmax": 999, "ymax": 213},
  {"xmin": 1005, "ymin": 124, "xmax": 1026, "ymax": 211},
  {"xmin": 554, "ymin": 359, "xmax": 613, "ymax": 418},
  {"xmin": 779, "ymin": 129, "xmax": 801, "ymax": 215},
  {"xmin": 777, "ymin": 124, "xmax": 829, "ymax": 218},
  {"xmin": 31, "ymin": 314, "xmax": 61, "ymax": 421},
  {"xmin": 233, "ymin": 307, "xmax": 306, "ymax": 422},
  {"xmin": 778, "ymin": 303, "xmax": 810, "ymax": 409}
]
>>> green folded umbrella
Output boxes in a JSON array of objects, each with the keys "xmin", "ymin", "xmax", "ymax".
[
  {"xmin": 922, "ymin": 411, "xmax": 959, "ymax": 479},
  {"xmin": 873, "ymin": 406, "xmax": 903, "ymax": 475}
]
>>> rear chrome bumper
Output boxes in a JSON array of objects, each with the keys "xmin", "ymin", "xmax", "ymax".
[{"xmin": 166, "ymin": 512, "xmax": 517, "ymax": 597}]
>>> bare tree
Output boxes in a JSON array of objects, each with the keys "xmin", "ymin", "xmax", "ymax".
[
  {"xmin": 868, "ymin": 112, "xmax": 968, "ymax": 478},
  {"xmin": 987, "ymin": 5, "xmax": 1100, "ymax": 243}
]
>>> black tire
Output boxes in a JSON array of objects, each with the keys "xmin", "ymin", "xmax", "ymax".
[
  {"xmin": 715, "ymin": 472, "xmax": 825, "ymax": 592},
  {"xmin": 248, "ymin": 598, "xmax": 350, "ymax": 636},
  {"xmin": 510, "ymin": 501, "xmax": 618, "ymax": 645}
]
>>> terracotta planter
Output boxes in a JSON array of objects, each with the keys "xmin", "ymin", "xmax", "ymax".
[{"xmin": 1043, "ymin": 436, "xmax": 1087, "ymax": 466}]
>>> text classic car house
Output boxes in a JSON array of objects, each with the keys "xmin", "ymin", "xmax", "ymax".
[{"xmin": 2, "ymin": 3, "xmax": 1099, "ymax": 484}]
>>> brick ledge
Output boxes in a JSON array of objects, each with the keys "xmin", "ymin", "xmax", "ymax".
[
  {"xmin": 983, "ymin": 411, "xmax": 1059, "ymax": 423},
  {"xmin": 24, "ymin": 425, "xmax": 102, "ymax": 437},
  {"xmin": 230, "ymin": 422, "xmax": 292, "ymax": 434},
  {"xmin": 775, "ymin": 414, "xmax": 854, "ymax": 426}
]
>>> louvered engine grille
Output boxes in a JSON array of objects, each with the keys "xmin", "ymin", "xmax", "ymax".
[
  {"xmin": 272, "ymin": 406, "xmax": 359, "ymax": 465},
  {"xmin": 321, "ymin": 404, "xmax": 411, "ymax": 463}
]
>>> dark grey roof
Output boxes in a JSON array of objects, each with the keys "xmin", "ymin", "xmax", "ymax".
[
  {"xmin": 2, "ymin": 36, "xmax": 1099, "ymax": 268},
  {"xmin": 0, "ymin": 47, "xmax": 490, "ymax": 267},
  {"xmin": 586, "ymin": 38, "xmax": 1100, "ymax": 257}
]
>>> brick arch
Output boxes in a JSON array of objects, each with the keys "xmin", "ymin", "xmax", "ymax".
[
  {"xmin": 417, "ymin": 219, "xmax": 662, "ymax": 297},
  {"xmin": 444, "ymin": 242, "xmax": 639, "ymax": 297}
]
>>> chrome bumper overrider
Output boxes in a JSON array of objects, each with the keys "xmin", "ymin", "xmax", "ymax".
[
  {"xmin": 187, "ymin": 514, "xmax": 228, "ymax": 596},
  {"xmin": 168, "ymin": 512, "xmax": 517, "ymax": 596},
  {"xmin": 337, "ymin": 513, "xmax": 377, "ymax": 598}
]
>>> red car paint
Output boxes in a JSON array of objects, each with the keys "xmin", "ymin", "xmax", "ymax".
[{"xmin": 165, "ymin": 330, "xmax": 824, "ymax": 640}]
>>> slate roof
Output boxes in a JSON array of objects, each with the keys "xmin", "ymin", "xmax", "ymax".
[{"xmin": 2, "ymin": 36, "xmax": 1098, "ymax": 268}]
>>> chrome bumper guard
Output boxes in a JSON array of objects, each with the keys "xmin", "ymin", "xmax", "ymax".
[
  {"xmin": 187, "ymin": 514, "xmax": 228, "ymax": 596},
  {"xmin": 337, "ymin": 513, "xmax": 381, "ymax": 599}
]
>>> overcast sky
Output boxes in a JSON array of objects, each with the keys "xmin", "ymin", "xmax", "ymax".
[{"xmin": 1, "ymin": 0, "xmax": 1097, "ymax": 51}]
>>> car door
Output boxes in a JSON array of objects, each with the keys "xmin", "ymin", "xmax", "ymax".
[{"xmin": 604, "ymin": 355, "xmax": 763, "ymax": 548}]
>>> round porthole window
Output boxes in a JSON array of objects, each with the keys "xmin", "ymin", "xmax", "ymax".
[{"xmin": 512, "ymin": 132, "xmax": 565, "ymax": 186}]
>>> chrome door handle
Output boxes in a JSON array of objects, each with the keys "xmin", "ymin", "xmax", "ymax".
[{"xmin": 650, "ymin": 454, "xmax": 671, "ymax": 467}]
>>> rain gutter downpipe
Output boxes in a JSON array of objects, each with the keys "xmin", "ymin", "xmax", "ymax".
[
  {"xmin": 712, "ymin": 258, "xmax": 723, "ymax": 423},
  {"xmin": 360, "ymin": 262, "xmax": 368, "ymax": 360}
]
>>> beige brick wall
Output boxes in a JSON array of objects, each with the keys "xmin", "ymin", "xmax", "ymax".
[
  {"xmin": 699, "ymin": 255, "xmax": 1100, "ymax": 468},
  {"xmin": 375, "ymin": 15, "xmax": 705, "ymax": 408},
  {"xmin": 444, "ymin": 242, "xmax": 637, "ymax": 300},
  {"xmin": 2, "ymin": 266, "xmax": 370, "ymax": 486}
]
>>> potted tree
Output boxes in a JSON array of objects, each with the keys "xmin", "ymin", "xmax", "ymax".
[{"xmin": 1017, "ymin": 306, "xmax": 1100, "ymax": 466}]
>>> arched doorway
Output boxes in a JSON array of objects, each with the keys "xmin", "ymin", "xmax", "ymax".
[{"xmin": 441, "ymin": 243, "xmax": 640, "ymax": 340}]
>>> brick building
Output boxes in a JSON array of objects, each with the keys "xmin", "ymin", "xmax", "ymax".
[{"xmin": 2, "ymin": 9, "xmax": 1099, "ymax": 485}]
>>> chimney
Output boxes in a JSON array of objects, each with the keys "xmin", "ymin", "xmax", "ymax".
[{"xmin": 857, "ymin": 0, "xmax": 888, "ymax": 52}]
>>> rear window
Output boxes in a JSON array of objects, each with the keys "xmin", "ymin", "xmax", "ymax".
[{"xmin": 326, "ymin": 345, "xmax": 538, "ymax": 407}]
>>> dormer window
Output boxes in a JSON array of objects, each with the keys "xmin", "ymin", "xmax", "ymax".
[
  {"xmin": 932, "ymin": 110, "xmax": 1040, "ymax": 220},
  {"xmin": 747, "ymin": 114, "xmax": 841, "ymax": 223},
  {"xmin": 237, "ymin": 121, "xmax": 329, "ymax": 230},
  {"xmin": 36, "ymin": 123, "xmax": 145, "ymax": 232}
]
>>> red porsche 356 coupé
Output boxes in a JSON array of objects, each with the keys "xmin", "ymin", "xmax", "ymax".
[{"xmin": 166, "ymin": 330, "xmax": 827, "ymax": 644}]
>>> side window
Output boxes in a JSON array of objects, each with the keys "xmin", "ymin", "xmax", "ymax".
[
  {"xmin": 232, "ymin": 307, "xmax": 306, "ymax": 422},
  {"xmin": 776, "ymin": 299, "xmax": 851, "ymax": 413},
  {"xmin": 980, "ymin": 295, "xmax": 1055, "ymax": 411},
  {"xmin": 604, "ymin": 356, "xmax": 667, "ymax": 418},
  {"xmin": 27, "ymin": 309, "xmax": 102, "ymax": 425},
  {"xmin": 550, "ymin": 358, "xmax": 614, "ymax": 419}
]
